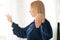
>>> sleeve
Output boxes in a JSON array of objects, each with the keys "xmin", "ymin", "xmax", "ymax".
[
  {"xmin": 40, "ymin": 21, "xmax": 53, "ymax": 40},
  {"xmin": 12, "ymin": 22, "xmax": 30, "ymax": 38}
]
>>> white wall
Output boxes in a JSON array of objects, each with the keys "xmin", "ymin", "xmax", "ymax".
[
  {"xmin": 0, "ymin": 0, "xmax": 57, "ymax": 40},
  {"xmin": 56, "ymin": 0, "xmax": 60, "ymax": 22}
]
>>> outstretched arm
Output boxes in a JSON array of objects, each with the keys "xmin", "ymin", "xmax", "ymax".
[
  {"xmin": 6, "ymin": 14, "xmax": 30, "ymax": 38},
  {"xmin": 12, "ymin": 22, "xmax": 29, "ymax": 38}
]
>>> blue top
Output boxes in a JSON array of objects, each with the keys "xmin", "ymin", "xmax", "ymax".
[{"xmin": 12, "ymin": 19, "xmax": 53, "ymax": 40}]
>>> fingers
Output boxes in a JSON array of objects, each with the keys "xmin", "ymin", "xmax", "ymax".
[
  {"xmin": 6, "ymin": 14, "xmax": 11, "ymax": 18},
  {"xmin": 6, "ymin": 14, "xmax": 12, "ymax": 23}
]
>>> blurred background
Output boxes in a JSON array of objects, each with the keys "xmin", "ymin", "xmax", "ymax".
[{"xmin": 0, "ymin": 0, "xmax": 59, "ymax": 40}]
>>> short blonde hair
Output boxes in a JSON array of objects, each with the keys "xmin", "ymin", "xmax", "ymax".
[
  {"xmin": 31, "ymin": 1, "xmax": 45, "ymax": 23},
  {"xmin": 31, "ymin": 1, "xmax": 45, "ymax": 15}
]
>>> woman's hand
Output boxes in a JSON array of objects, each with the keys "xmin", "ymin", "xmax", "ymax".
[{"xmin": 6, "ymin": 14, "xmax": 12, "ymax": 24}]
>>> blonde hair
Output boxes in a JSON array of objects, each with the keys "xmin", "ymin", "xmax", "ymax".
[{"xmin": 31, "ymin": 1, "xmax": 45, "ymax": 23}]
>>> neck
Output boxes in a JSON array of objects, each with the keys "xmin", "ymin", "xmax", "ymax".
[{"xmin": 35, "ymin": 14, "xmax": 42, "ymax": 28}]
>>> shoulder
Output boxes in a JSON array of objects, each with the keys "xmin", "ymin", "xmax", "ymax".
[
  {"xmin": 41, "ymin": 19, "xmax": 52, "ymax": 29},
  {"xmin": 42, "ymin": 19, "xmax": 51, "ymax": 25}
]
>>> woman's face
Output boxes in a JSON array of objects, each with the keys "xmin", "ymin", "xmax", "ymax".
[{"xmin": 29, "ymin": 7, "xmax": 37, "ymax": 17}]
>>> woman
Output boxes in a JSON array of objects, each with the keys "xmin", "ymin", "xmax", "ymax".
[{"xmin": 6, "ymin": 1, "xmax": 53, "ymax": 40}]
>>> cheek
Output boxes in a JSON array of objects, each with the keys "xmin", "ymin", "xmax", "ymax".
[
  {"xmin": 31, "ymin": 11, "xmax": 34, "ymax": 15},
  {"xmin": 31, "ymin": 12, "xmax": 36, "ymax": 17},
  {"xmin": 29, "ymin": 9, "xmax": 36, "ymax": 17}
]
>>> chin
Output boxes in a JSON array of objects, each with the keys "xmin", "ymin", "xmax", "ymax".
[{"xmin": 32, "ymin": 15, "xmax": 35, "ymax": 17}]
